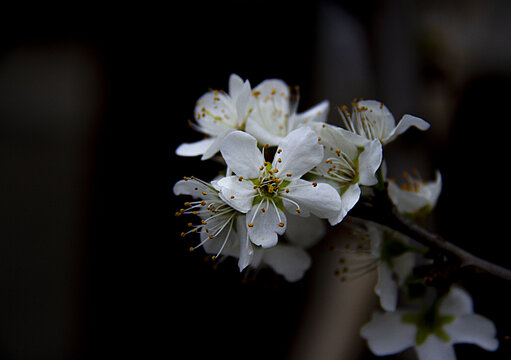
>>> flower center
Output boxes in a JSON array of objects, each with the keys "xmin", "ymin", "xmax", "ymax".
[
  {"xmin": 252, "ymin": 161, "xmax": 290, "ymax": 198},
  {"xmin": 402, "ymin": 301, "xmax": 455, "ymax": 345}
]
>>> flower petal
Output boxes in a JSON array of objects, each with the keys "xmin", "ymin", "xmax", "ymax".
[
  {"xmin": 356, "ymin": 100, "xmax": 397, "ymax": 139},
  {"xmin": 175, "ymin": 138, "xmax": 216, "ymax": 158},
  {"xmin": 263, "ymin": 244, "xmax": 311, "ymax": 282},
  {"xmin": 236, "ymin": 215, "xmax": 254, "ymax": 271},
  {"xmin": 245, "ymin": 117, "xmax": 283, "ymax": 146},
  {"xmin": 216, "ymin": 176, "xmax": 256, "ymax": 213},
  {"xmin": 220, "ymin": 130, "xmax": 264, "ymax": 178},
  {"xmin": 247, "ymin": 199, "xmax": 286, "ymax": 248},
  {"xmin": 173, "ymin": 178, "xmax": 212, "ymax": 197},
  {"xmin": 281, "ymin": 179, "xmax": 342, "ymax": 221},
  {"xmin": 384, "ymin": 114, "xmax": 430, "ymax": 145},
  {"xmin": 445, "ymin": 314, "xmax": 498, "ymax": 351},
  {"xmin": 439, "ymin": 286, "xmax": 473, "ymax": 316},
  {"xmin": 375, "ymin": 264, "xmax": 399, "ymax": 312},
  {"xmin": 328, "ymin": 184, "xmax": 361, "ymax": 225},
  {"xmin": 358, "ymin": 139, "xmax": 383, "ymax": 186},
  {"xmin": 361, "ymin": 311, "xmax": 416, "ymax": 356},
  {"xmin": 274, "ymin": 126, "xmax": 324, "ymax": 179},
  {"xmin": 415, "ymin": 335, "xmax": 456, "ymax": 360},
  {"xmin": 284, "ymin": 213, "xmax": 326, "ymax": 248},
  {"xmin": 290, "ymin": 100, "xmax": 329, "ymax": 129}
]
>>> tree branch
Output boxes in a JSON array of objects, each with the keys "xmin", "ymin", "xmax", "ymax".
[{"xmin": 351, "ymin": 194, "xmax": 511, "ymax": 282}]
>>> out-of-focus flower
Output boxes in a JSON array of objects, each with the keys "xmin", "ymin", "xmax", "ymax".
[
  {"xmin": 361, "ymin": 286, "xmax": 499, "ymax": 360},
  {"xmin": 388, "ymin": 170, "xmax": 442, "ymax": 216},
  {"xmin": 176, "ymin": 74, "xmax": 253, "ymax": 160}
]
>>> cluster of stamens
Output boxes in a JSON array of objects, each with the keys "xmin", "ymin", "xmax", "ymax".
[
  {"xmin": 337, "ymin": 101, "xmax": 385, "ymax": 140},
  {"xmin": 390, "ymin": 169, "xmax": 426, "ymax": 193},
  {"xmin": 175, "ymin": 176, "xmax": 238, "ymax": 260}
]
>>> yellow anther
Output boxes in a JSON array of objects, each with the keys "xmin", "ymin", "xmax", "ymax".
[
  {"xmin": 208, "ymin": 234, "xmax": 214, "ymax": 239},
  {"xmin": 248, "ymin": 223, "xmax": 254, "ymax": 227},
  {"xmin": 286, "ymin": 173, "xmax": 292, "ymax": 177},
  {"xmin": 181, "ymin": 232, "xmax": 186, "ymax": 238},
  {"xmin": 201, "ymin": 220, "xmax": 207, "ymax": 225},
  {"xmin": 238, "ymin": 176, "xmax": 244, "ymax": 182},
  {"xmin": 187, "ymin": 222, "xmax": 193, "ymax": 227},
  {"xmin": 318, "ymin": 136, "xmax": 322, "ymax": 141},
  {"xmin": 253, "ymin": 90, "xmax": 261, "ymax": 98},
  {"xmin": 335, "ymin": 149, "xmax": 341, "ymax": 156},
  {"xmin": 277, "ymin": 148, "xmax": 282, "ymax": 154},
  {"xmin": 189, "ymin": 247, "xmax": 194, "ymax": 252},
  {"xmin": 295, "ymin": 209, "xmax": 301, "ymax": 213},
  {"xmin": 271, "ymin": 89, "xmax": 277, "ymax": 95},
  {"xmin": 312, "ymin": 182, "xmax": 317, "ymax": 187},
  {"xmin": 278, "ymin": 222, "xmax": 285, "ymax": 227},
  {"xmin": 261, "ymin": 207, "xmax": 266, "ymax": 213},
  {"xmin": 277, "ymin": 158, "xmax": 282, "ymax": 163},
  {"xmin": 202, "ymin": 191, "xmax": 207, "ymax": 195},
  {"xmin": 230, "ymin": 195, "xmax": 235, "ymax": 199}
]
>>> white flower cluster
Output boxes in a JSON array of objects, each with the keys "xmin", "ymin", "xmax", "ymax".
[{"xmin": 172, "ymin": 74, "xmax": 499, "ymax": 358}]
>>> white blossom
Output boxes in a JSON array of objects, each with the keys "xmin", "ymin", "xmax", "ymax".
[
  {"xmin": 361, "ymin": 286, "xmax": 499, "ymax": 360},
  {"xmin": 388, "ymin": 170, "xmax": 442, "ymax": 216},
  {"xmin": 311, "ymin": 123, "xmax": 383, "ymax": 224},
  {"xmin": 338, "ymin": 100, "xmax": 430, "ymax": 145},
  {"xmin": 217, "ymin": 126, "xmax": 342, "ymax": 249},
  {"xmin": 245, "ymin": 78, "xmax": 329, "ymax": 146},
  {"xmin": 176, "ymin": 74, "xmax": 253, "ymax": 160}
]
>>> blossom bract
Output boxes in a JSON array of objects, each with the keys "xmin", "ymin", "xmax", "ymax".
[
  {"xmin": 176, "ymin": 74, "xmax": 253, "ymax": 160},
  {"xmin": 217, "ymin": 126, "xmax": 342, "ymax": 248},
  {"xmin": 338, "ymin": 100, "xmax": 430, "ymax": 145},
  {"xmin": 361, "ymin": 286, "xmax": 499, "ymax": 360},
  {"xmin": 245, "ymin": 78, "xmax": 329, "ymax": 146},
  {"xmin": 311, "ymin": 123, "xmax": 383, "ymax": 224}
]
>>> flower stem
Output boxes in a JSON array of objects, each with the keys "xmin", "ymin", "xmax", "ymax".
[{"xmin": 352, "ymin": 188, "xmax": 511, "ymax": 282}]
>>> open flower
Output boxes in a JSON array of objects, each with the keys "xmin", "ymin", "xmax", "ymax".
[
  {"xmin": 173, "ymin": 176, "xmax": 253, "ymax": 271},
  {"xmin": 216, "ymin": 126, "xmax": 342, "ymax": 248},
  {"xmin": 361, "ymin": 286, "xmax": 499, "ymax": 360},
  {"xmin": 311, "ymin": 123, "xmax": 383, "ymax": 224},
  {"xmin": 245, "ymin": 78, "xmax": 329, "ymax": 146},
  {"xmin": 176, "ymin": 74, "xmax": 252, "ymax": 160},
  {"xmin": 338, "ymin": 100, "xmax": 430, "ymax": 145},
  {"xmin": 388, "ymin": 170, "xmax": 442, "ymax": 216}
]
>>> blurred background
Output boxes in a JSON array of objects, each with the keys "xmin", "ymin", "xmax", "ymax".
[{"xmin": 1, "ymin": 1, "xmax": 510, "ymax": 359}]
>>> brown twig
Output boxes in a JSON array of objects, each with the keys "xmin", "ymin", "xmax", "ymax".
[{"xmin": 351, "ymin": 193, "xmax": 511, "ymax": 282}]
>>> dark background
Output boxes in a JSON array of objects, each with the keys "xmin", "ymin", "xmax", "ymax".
[{"xmin": 1, "ymin": 1, "xmax": 510, "ymax": 359}]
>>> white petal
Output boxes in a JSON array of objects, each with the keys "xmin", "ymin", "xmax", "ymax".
[
  {"xmin": 247, "ymin": 200, "xmax": 286, "ymax": 248},
  {"xmin": 356, "ymin": 100, "xmax": 396, "ymax": 139},
  {"xmin": 358, "ymin": 139, "xmax": 383, "ymax": 186},
  {"xmin": 375, "ymin": 264, "xmax": 399, "ymax": 312},
  {"xmin": 228, "ymin": 73, "xmax": 245, "ymax": 97},
  {"xmin": 175, "ymin": 138, "xmax": 216, "ymax": 157},
  {"xmin": 284, "ymin": 213, "xmax": 326, "ymax": 248},
  {"xmin": 173, "ymin": 178, "xmax": 211, "ymax": 197},
  {"xmin": 236, "ymin": 215, "xmax": 254, "ymax": 271},
  {"xmin": 263, "ymin": 244, "xmax": 311, "ymax": 282},
  {"xmin": 445, "ymin": 314, "xmax": 498, "ymax": 351},
  {"xmin": 274, "ymin": 126, "xmax": 324, "ymax": 179},
  {"xmin": 220, "ymin": 130, "xmax": 264, "ymax": 178},
  {"xmin": 384, "ymin": 114, "xmax": 430, "ymax": 145},
  {"xmin": 216, "ymin": 176, "xmax": 256, "ymax": 213},
  {"xmin": 388, "ymin": 180, "xmax": 430, "ymax": 214},
  {"xmin": 361, "ymin": 311, "xmax": 416, "ymax": 356},
  {"xmin": 415, "ymin": 336, "xmax": 456, "ymax": 360},
  {"xmin": 244, "ymin": 117, "xmax": 283, "ymax": 146},
  {"xmin": 281, "ymin": 179, "xmax": 342, "ymax": 220},
  {"xmin": 290, "ymin": 100, "xmax": 329, "ymax": 129},
  {"xmin": 439, "ymin": 286, "xmax": 473, "ymax": 316},
  {"xmin": 329, "ymin": 184, "xmax": 361, "ymax": 225}
]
